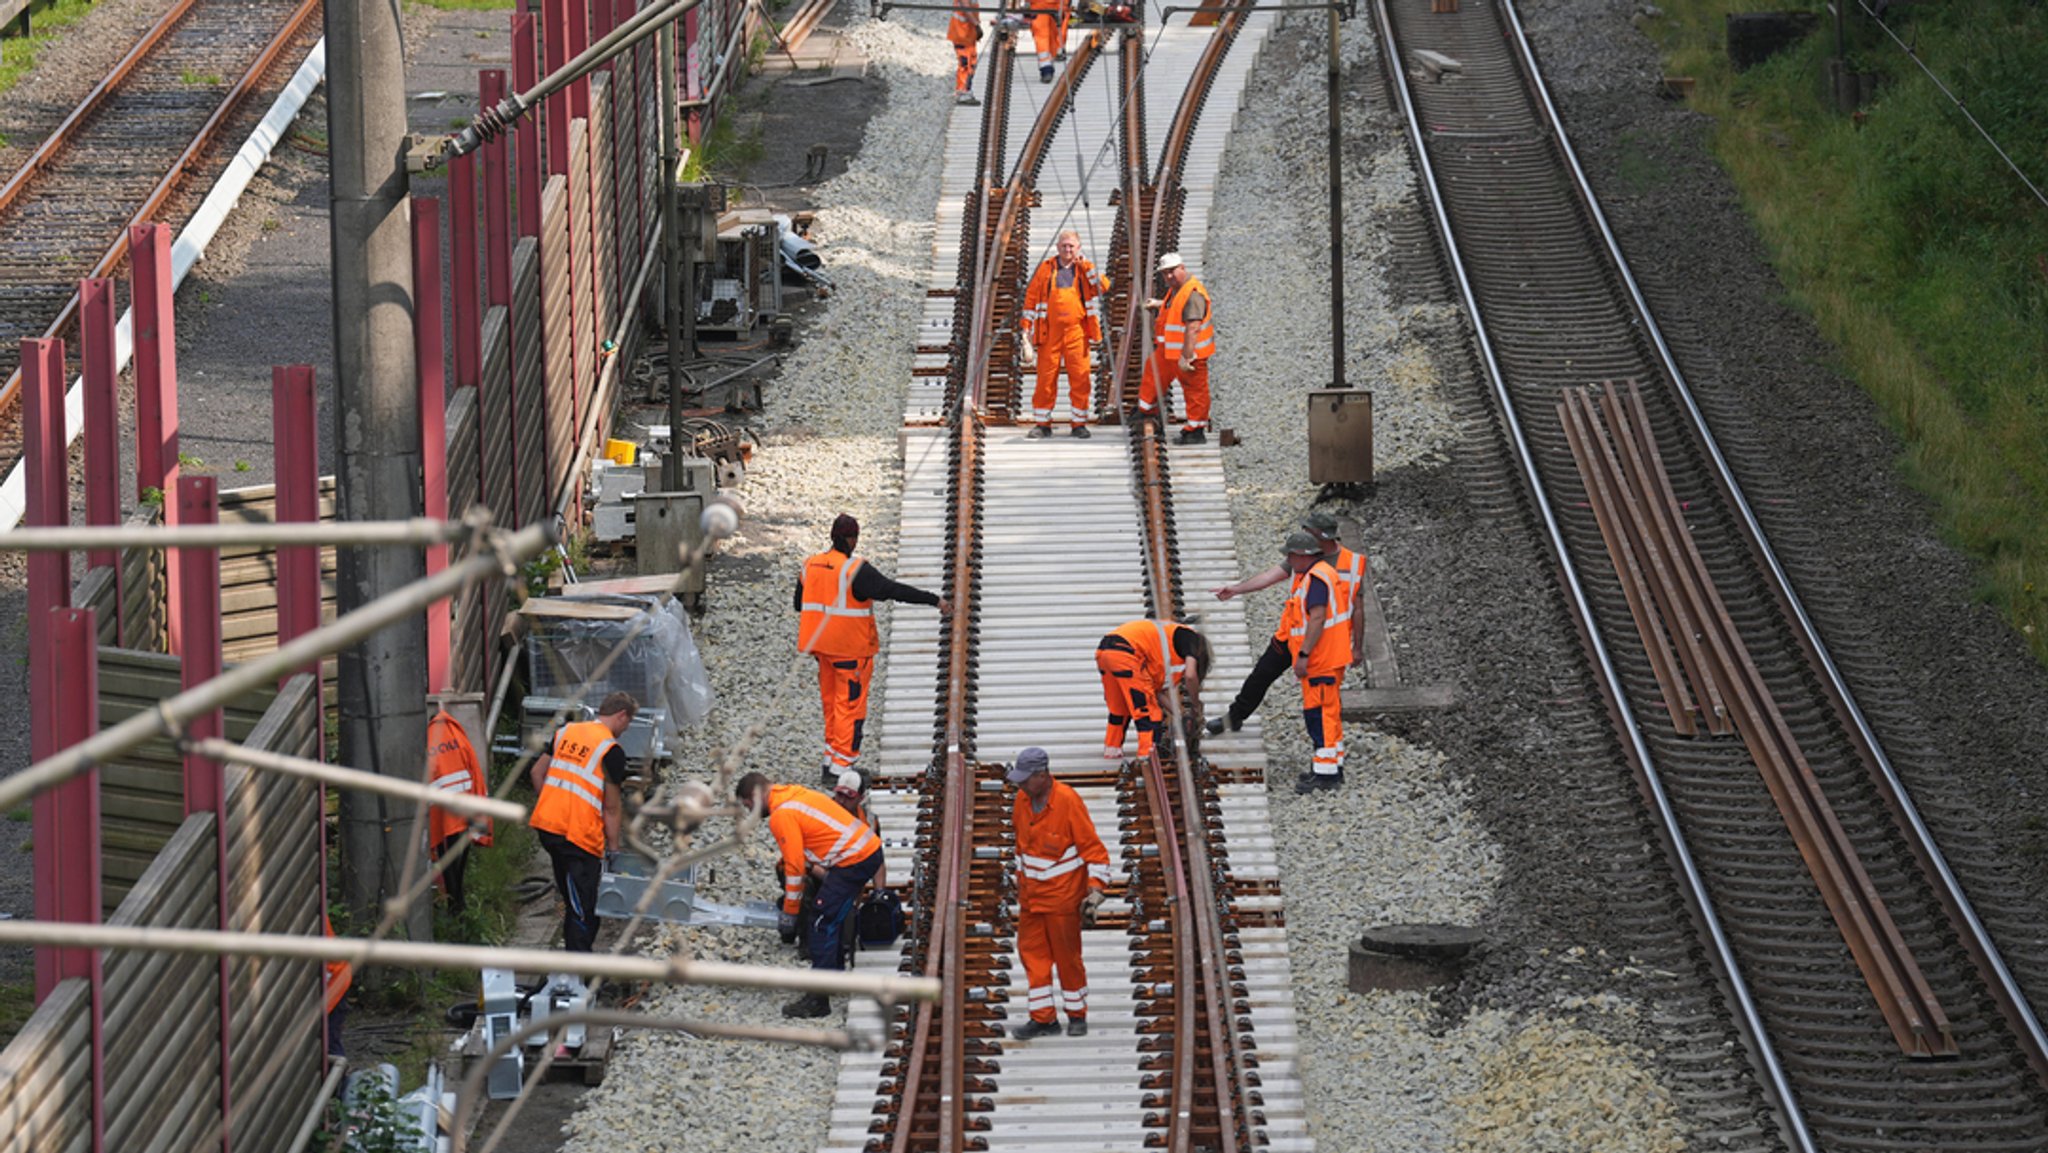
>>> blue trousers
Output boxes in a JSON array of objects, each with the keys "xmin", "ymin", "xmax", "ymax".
[{"xmin": 809, "ymin": 850, "xmax": 884, "ymax": 970}]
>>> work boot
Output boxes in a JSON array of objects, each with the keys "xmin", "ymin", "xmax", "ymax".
[
  {"xmin": 1205, "ymin": 716, "xmax": 1228, "ymax": 736},
  {"xmin": 1070, "ymin": 423, "xmax": 1091, "ymax": 439},
  {"xmin": 1176, "ymin": 427, "xmax": 1207, "ymax": 445},
  {"xmin": 1040, "ymin": 64, "xmax": 1055, "ymax": 83},
  {"xmin": 1294, "ymin": 771, "xmax": 1343, "ymax": 795},
  {"xmin": 1011, "ymin": 1018, "xmax": 1062, "ymax": 1041},
  {"xmin": 820, "ymin": 761, "xmax": 840, "ymax": 786},
  {"xmin": 783, "ymin": 992, "xmax": 831, "ymax": 1019},
  {"xmin": 1056, "ymin": 48, "xmax": 1069, "ymax": 62},
  {"xmin": 956, "ymin": 90, "xmax": 980, "ymax": 106},
  {"xmin": 1066, "ymin": 1017, "xmax": 1089, "ymax": 1037},
  {"xmin": 1026, "ymin": 424, "xmax": 1052, "ymax": 439}
]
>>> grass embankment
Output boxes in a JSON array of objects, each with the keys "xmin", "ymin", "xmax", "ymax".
[
  {"xmin": 1644, "ymin": 2, "xmax": 2048, "ymax": 657},
  {"xmin": 0, "ymin": 0, "xmax": 99, "ymax": 105}
]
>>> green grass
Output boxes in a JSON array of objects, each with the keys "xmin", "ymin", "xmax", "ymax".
[
  {"xmin": 681, "ymin": 108, "xmax": 765, "ymax": 182},
  {"xmin": 0, "ymin": 0, "xmax": 99, "ymax": 99},
  {"xmin": 177, "ymin": 68, "xmax": 223, "ymax": 86},
  {"xmin": 1643, "ymin": 0, "xmax": 2048, "ymax": 658},
  {"xmin": 0, "ymin": 981, "xmax": 35, "ymax": 1050}
]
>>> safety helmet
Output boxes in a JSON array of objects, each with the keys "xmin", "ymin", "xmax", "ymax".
[{"xmin": 1157, "ymin": 252, "xmax": 1185, "ymax": 273}]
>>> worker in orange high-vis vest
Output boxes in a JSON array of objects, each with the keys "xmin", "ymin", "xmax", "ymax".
[
  {"xmin": 948, "ymin": 0, "xmax": 983, "ymax": 104},
  {"xmin": 1094, "ymin": 619, "xmax": 1211, "ymax": 760},
  {"xmin": 528, "ymin": 691, "xmax": 636, "ymax": 953},
  {"xmin": 1007, "ymin": 747, "xmax": 1112, "ymax": 1040},
  {"xmin": 795, "ymin": 514, "xmax": 951, "ymax": 784},
  {"xmin": 323, "ymin": 916, "xmax": 350, "ymax": 1058},
  {"xmin": 1207, "ymin": 508, "xmax": 1366, "ymax": 737},
  {"xmin": 1279, "ymin": 532, "xmax": 1353, "ymax": 794},
  {"xmin": 1137, "ymin": 251, "xmax": 1216, "ymax": 445},
  {"xmin": 736, "ymin": 771, "xmax": 886, "ymax": 1019},
  {"xmin": 426, "ymin": 706, "xmax": 490, "ymax": 922},
  {"xmin": 1029, "ymin": 0, "xmax": 1070, "ymax": 83},
  {"xmin": 1020, "ymin": 229, "xmax": 1108, "ymax": 439}
]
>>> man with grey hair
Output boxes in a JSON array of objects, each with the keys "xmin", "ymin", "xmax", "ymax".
[{"xmin": 1007, "ymin": 747, "xmax": 1112, "ymax": 1040}]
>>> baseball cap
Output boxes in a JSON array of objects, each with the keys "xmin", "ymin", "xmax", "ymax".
[
  {"xmin": 1005, "ymin": 746, "xmax": 1050, "ymax": 784},
  {"xmin": 1282, "ymin": 530, "xmax": 1322, "ymax": 556},
  {"xmin": 1302, "ymin": 509, "xmax": 1339, "ymax": 539},
  {"xmin": 1157, "ymin": 252, "xmax": 1184, "ymax": 273},
  {"xmin": 834, "ymin": 769, "xmax": 864, "ymax": 794},
  {"xmin": 831, "ymin": 513, "xmax": 860, "ymax": 540}
]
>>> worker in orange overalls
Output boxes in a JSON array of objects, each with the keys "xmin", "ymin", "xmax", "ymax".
[
  {"xmin": 528, "ymin": 692, "xmax": 636, "ymax": 952},
  {"xmin": 1029, "ymin": 0, "xmax": 1070, "ymax": 83},
  {"xmin": 1207, "ymin": 508, "xmax": 1365, "ymax": 737},
  {"xmin": 1279, "ymin": 531, "xmax": 1353, "ymax": 794},
  {"xmin": 1137, "ymin": 252, "xmax": 1216, "ymax": 445},
  {"xmin": 737, "ymin": 771, "xmax": 886, "ymax": 1018},
  {"xmin": 1007, "ymin": 747, "xmax": 1111, "ymax": 1040},
  {"xmin": 426, "ymin": 705, "xmax": 490, "ymax": 923},
  {"xmin": 1094, "ymin": 618, "xmax": 1211, "ymax": 760},
  {"xmin": 1021, "ymin": 229, "xmax": 1108, "ymax": 439},
  {"xmin": 323, "ymin": 916, "xmax": 351, "ymax": 1058},
  {"xmin": 948, "ymin": 0, "xmax": 984, "ymax": 105},
  {"xmin": 795, "ymin": 514, "xmax": 950, "ymax": 783}
]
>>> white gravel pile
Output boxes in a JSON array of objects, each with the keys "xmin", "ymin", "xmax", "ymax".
[
  {"xmin": 1202, "ymin": 12, "xmax": 1686, "ymax": 1153},
  {"xmin": 558, "ymin": 13, "xmax": 957, "ymax": 1153}
]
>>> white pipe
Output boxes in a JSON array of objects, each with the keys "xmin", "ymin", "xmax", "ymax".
[
  {"xmin": 0, "ymin": 514, "xmax": 467, "ymax": 552},
  {"xmin": 187, "ymin": 738, "xmax": 528, "ymax": 822},
  {"xmin": 0, "ymin": 38, "xmax": 329, "ymax": 533}
]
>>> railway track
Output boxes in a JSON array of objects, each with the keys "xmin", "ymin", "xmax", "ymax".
[
  {"xmin": 1378, "ymin": 0, "xmax": 2048, "ymax": 1145},
  {"xmin": 823, "ymin": 4, "xmax": 1305, "ymax": 1150},
  {"xmin": 0, "ymin": 0, "xmax": 322, "ymax": 414}
]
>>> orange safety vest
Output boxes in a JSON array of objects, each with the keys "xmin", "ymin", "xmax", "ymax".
[
  {"xmin": 530, "ymin": 720, "xmax": 615, "ymax": 857},
  {"xmin": 1024, "ymin": 257, "xmax": 1106, "ymax": 346},
  {"xmin": 1102, "ymin": 619, "xmax": 1198, "ymax": 691},
  {"xmin": 1154, "ymin": 277, "xmax": 1215, "ymax": 362},
  {"xmin": 947, "ymin": 0, "xmax": 980, "ymax": 48},
  {"xmin": 767, "ymin": 783, "xmax": 883, "ymax": 913},
  {"xmin": 1279, "ymin": 560, "xmax": 1352, "ymax": 675},
  {"xmin": 323, "ymin": 916, "xmax": 351, "ymax": 1014},
  {"xmin": 427, "ymin": 709, "xmax": 491, "ymax": 848},
  {"xmin": 1013, "ymin": 779, "xmax": 1112, "ymax": 914},
  {"xmin": 798, "ymin": 550, "xmax": 879, "ymax": 658},
  {"xmin": 1269, "ymin": 547, "xmax": 1364, "ymax": 645}
]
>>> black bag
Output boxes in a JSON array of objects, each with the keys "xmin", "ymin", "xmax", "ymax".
[{"xmin": 855, "ymin": 890, "xmax": 904, "ymax": 947}]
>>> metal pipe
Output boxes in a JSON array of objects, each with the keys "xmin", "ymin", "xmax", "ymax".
[
  {"xmin": 284, "ymin": 1058, "xmax": 348, "ymax": 1153},
  {"xmin": 673, "ymin": 8, "xmax": 754, "ymax": 110},
  {"xmin": 660, "ymin": 15, "xmax": 686, "ymax": 495},
  {"xmin": 1326, "ymin": 4, "xmax": 1345, "ymax": 388},
  {"xmin": 0, "ymin": 522, "xmax": 554, "ymax": 816},
  {"xmin": 0, "ymin": 515, "xmax": 475, "ymax": 552},
  {"xmin": 185, "ymin": 738, "xmax": 527, "ymax": 822}
]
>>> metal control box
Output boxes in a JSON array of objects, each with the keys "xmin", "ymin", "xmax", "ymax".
[{"xmin": 1307, "ymin": 388, "xmax": 1374, "ymax": 485}]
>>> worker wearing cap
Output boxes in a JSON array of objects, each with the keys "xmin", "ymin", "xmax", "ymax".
[
  {"xmin": 948, "ymin": 0, "xmax": 983, "ymax": 105},
  {"xmin": 736, "ymin": 771, "xmax": 886, "ymax": 1018},
  {"xmin": 528, "ymin": 691, "xmax": 637, "ymax": 951},
  {"xmin": 426, "ymin": 705, "xmax": 491, "ymax": 924},
  {"xmin": 1279, "ymin": 532, "xmax": 1352, "ymax": 793},
  {"xmin": 1138, "ymin": 252, "xmax": 1216, "ymax": 445},
  {"xmin": 1007, "ymin": 748, "xmax": 1112, "ymax": 1040},
  {"xmin": 1095, "ymin": 619, "xmax": 1211, "ymax": 760},
  {"xmin": 1020, "ymin": 229, "xmax": 1108, "ymax": 440},
  {"xmin": 1207, "ymin": 509, "xmax": 1365, "ymax": 737},
  {"xmin": 796, "ymin": 514, "xmax": 952, "ymax": 783},
  {"xmin": 831, "ymin": 768, "xmax": 887, "ymax": 888}
]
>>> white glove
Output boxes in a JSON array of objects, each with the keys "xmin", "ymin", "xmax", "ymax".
[
  {"xmin": 1080, "ymin": 890, "xmax": 1107, "ymax": 927},
  {"xmin": 1018, "ymin": 339, "xmax": 1038, "ymax": 369}
]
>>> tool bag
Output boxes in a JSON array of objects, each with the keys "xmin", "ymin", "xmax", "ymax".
[{"xmin": 855, "ymin": 889, "xmax": 905, "ymax": 947}]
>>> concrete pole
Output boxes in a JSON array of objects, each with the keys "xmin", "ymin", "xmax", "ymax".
[{"xmin": 327, "ymin": 0, "xmax": 433, "ymax": 950}]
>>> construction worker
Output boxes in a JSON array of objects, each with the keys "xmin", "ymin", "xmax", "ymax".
[
  {"xmin": 1278, "ymin": 532, "xmax": 1352, "ymax": 793},
  {"xmin": 795, "ymin": 514, "xmax": 951, "ymax": 783},
  {"xmin": 1020, "ymin": 229, "xmax": 1108, "ymax": 439},
  {"xmin": 1208, "ymin": 509, "xmax": 1365, "ymax": 736},
  {"xmin": 323, "ymin": 916, "xmax": 350, "ymax": 1058},
  {"xmin": 948, "ymin": 0, "xmax": 983, "ymax": 105},
  {"xmin": 527, "ymin": 692, "xmax": 637, "ymax": 952},
  {"xmin": 1095, "ymin": 618, "xmax": 1211, "ymax": 760},
  {"xmin": 1029, "ymin": 0, "xmax": 1070, "ymax": 82},
  {"xmin": 736, "ymin": 771, "xmax": 886, "ymax": 1018},
  {"xmin": 426, "ymin": 705, "xmax": 490, "ymax": 921},
  {"xmin": 1137, "ymin": 252, "xmax": 1216, "ymax": 444},
  {"xmin": 1007, "ymin": 747, "xmax": 1111, "ymax": 1040}
]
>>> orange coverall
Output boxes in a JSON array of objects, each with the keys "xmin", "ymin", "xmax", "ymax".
[
  {"xmin": 427, "ymin": 708, "xmax": 491, "ymax": 849},
  {"xmin": 948, "ymin": 0, "xmax": 981, "ymax": 95},
  {"xmin": 799, "ymin": 550, "xmax": 880, "ymax": 772},
  {"xmin": 1023, "ymin": 254, "xmax": 1107, "ymax": 429},
  {"xmin": 1138, "ymin": 276, "xmax": 1216, "ymax": 432},
  {"xmin": 1282, "ymin": 560, "xmax": 1354, "ymax": 778},
  {"xmin": 1014, "ymin": 778, "xmax": 1111, "ymax": 1024},
  {"xmin": 1094, "ymin": 619, "xmax": 1199, "ymax": 758},
  {"xmin": 1031, "ymin": 0, "xmax": 1071, "ymax": 74}
]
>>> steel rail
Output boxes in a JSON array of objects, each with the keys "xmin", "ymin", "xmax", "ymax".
[
  {"xmin": 0, "ymin": 0, "xmax": 324, "ymax": 418},
  {"xmin": 1495, "ymin": 0, "xmax": 2048, "ymax": 1083},
  {"xmin": 1369, "ymin": 1, "xmax": 1817, "ymax": 1147}
]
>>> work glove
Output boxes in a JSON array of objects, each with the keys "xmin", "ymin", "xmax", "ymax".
[
  {"xmin": 1080, "ymin": 889, "xmax": 1106, "ymax": 928},
  {"xmin": 778, "ymin": 910, "xmax": 799, "ymax": 944},
  {"xmin": 603, "ymin": 850, "xmax": 621, "ymax": 874},
  {"xmin": 1018, "ymin": 339, "xmax": 1038, "ymax": 369}
]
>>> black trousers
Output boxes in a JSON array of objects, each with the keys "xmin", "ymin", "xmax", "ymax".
[
  {"xmin": 537, "ymin": 830, "xmax": 603, "ymax": 953},
  {"xmin": 809, "ymin": 851, "xmax": 884, "ymax": 970},
  {"xmin": 1227, "ymin": 637, "xmax": 1292, "ymax": 727},
  {"xmin": 435, "ymin": 835, "xmax": 470, "ymax": 915}
]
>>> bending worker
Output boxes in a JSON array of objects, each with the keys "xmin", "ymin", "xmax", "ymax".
[
  {"xmin": 1007, "ymin": 747, "xmax": 1111, "ymax": 1041},
  {"xmin": 1278, "ymin": 532, "xmax": 1354, "ymax": 794},
  {"xmin": 529, "ymin": 692, "xmax": 637, "ymax": 952},
  {"xmin": 796, "ymin": 514, "xmax": 951, "ymax": 783},
  {"xmin": 1208, "ymin": 509, "xmax": 1365, "ymax": 737},
  {"xmin": 1095, "ymin": 618, "xmax": 1211, "ymax": 761},
  {"xmin": 948, "ymin": 0, "xmax": 982, "ymax": 105},
  {"xmin": 426, "ymin": 704, "xmax": 490, "ymax": 924},
  {"xmin": 1137, "ymin": 252, "xmax": 1216, "ymax": 445},
  {"xmin": 736, "ymin": 771, "xmax": 885, "ymax": 1019},
  {"xmin": 1021, "ymin": 229, "xmax": 1109, "ymax": 440}
]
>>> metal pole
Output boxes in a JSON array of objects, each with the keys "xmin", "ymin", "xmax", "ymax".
[
  {"xmin": 0, "ymin": 517, "xmax": 475, "ymax": 552},
  {"xmin": 184, "ymin": 738, "xmax": 528, "ymax": 822},
  {"xmin": 661, "ymin": 20, "xmax": 686, "ymax": 492},
  {"xmin": 328, "ymin": 0, "xmax": 431, "ymax": 950},
  {"xmin": 1327, "ymin": 6, "xmax": 1346, "ymax": 388}
]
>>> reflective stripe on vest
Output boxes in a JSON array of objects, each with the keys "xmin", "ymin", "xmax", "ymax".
[
  {"xmin": 799, "ymin": 552, "xmax": 878, "ymax": 657},
  {"xmin": 1018, "ymin": 846, "xmax": 1085, "ymax": 881},
  {"xmin": 535, "ymin": 722, "xmax": 615, "ymax": 856},
  {"xmin": 780, "ymin": 799, "xmax": 879, "ymax": 868},
  {"xmin": 435, "ymin": 771, "xmax": 475, "ymax": 793}
]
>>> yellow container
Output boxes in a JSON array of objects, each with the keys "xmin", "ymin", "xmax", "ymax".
[{"xmin": 603, "ymin": 438, "xmax": 637, "ymax": 466}]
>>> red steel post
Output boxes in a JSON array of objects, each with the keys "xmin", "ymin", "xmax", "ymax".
[
  {"xmin": 133, "ymin": 222, "xmax": 183, "ymax": 652},
  {"xmin": 175, "ymin": 475, "xmax": 230, "ymax": 1151},
  {"xmin": 685, "ymin": 7, "xmax": 704, "ymax": 144},
  {"xmin": 569, "ymin": 0, "xmax": 591, "ymax": 117},
  {"xmin": 81, "ymin": 279, "xmax": 121, "ymax": 575},
  {"xmin": 543, "ymin": 0, "xmax": 571, "ymax": 175},
  {"xmin": 272, "ymin": 366, "xmax": 323, "ymax": 672},
  {"xmin": 512, "ymin": 16, "xmax": 542, "ymax": 238},
  {"xmin": 51, "ymin": 607, "xmax": 104, "ymax": 1152},
  {"xmin": 451, "ymin": 153, "xmax": 482, "ymax": 393},
  {"xmin": 412, "ymin": 198, "xmax": 452, "ymax": 693}
]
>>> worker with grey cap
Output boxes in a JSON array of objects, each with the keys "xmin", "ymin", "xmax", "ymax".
[
  {"xmin": 1007, "ymin": 747, "xmax": 1111, "ymax": 1040},
  {"xmin": 1206, "ymin": 510, "xmax": 1367, "ymax": 741}
]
